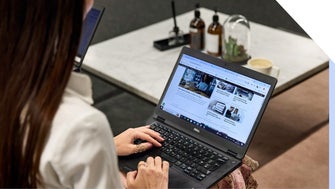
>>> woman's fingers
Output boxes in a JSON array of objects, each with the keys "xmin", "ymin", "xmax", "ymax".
[
  {"xmin": 154, "ymin": 156, "xmax": 162, "ymax": 169},
  {"xmin": 138, "ymin": 126, "xmax": 165, "ymax": 142},
  {"xmin": 128, "ymin": 156, "xmax": 169, "ymax": 189},
  {"xmin": 146, "ymin": 156, "xmax": 155, "ymax": 168},
  {"xmin": 163, "ymin": 160, "xmax": 169, "ymax": 173},
  {"xmin": 134, "ymin": 130, "xmax": 163, "ymax": 147},
  {"xmin": 133, "ymin": 142, "xmax": 153, "ymax": 154}
]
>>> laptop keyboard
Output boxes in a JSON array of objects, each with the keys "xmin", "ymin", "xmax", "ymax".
[{"xmin": 150, "ymin": 122, "xmax": 229, "ymax": 181}]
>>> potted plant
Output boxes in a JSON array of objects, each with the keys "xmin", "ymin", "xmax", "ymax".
[{"xmin": 223, "ymin": 36, "xmax": 249, "ymax": 63}]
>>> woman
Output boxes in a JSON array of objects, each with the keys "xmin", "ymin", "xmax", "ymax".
[
  {"xmin": 231, "ymin": 108, "xmax": 240, "ymax": 122},
  {"xmin": 0, "ymin": 0, "xmax": 169, "ymax": 188}
]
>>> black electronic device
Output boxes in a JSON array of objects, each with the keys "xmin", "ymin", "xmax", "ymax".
[
  {"xmin": 74, "ymin": 4, "xmax": 105, "ymax": 71},
  {"xmin": 119, "ymin": 47, "xmax": 277, "ymax": 188},
  {"xmin": 153, "ymin": 33, "xmax": 190, "ymax": 51}
]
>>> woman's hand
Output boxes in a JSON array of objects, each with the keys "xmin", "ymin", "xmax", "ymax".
[
  {"xmin": 126, "ymin": 156, "xmax": 169, "ymax": 189},
  {"xmin": 114, "ymin": 125, "xmax": 164, "ymax": 156}
]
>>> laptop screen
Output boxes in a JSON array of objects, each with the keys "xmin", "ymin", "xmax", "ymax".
[
  {"xmin": 159, "ymin": 53, "xmax": 272, "ymax": 147},
  {"xmin": 74, "ymin": 5, "xmax": 104, "ymax": 70}
]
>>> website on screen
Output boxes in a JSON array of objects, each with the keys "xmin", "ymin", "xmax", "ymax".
[{"xmin": 160, "ymin": 54, "xmax": 271, "ymax": 146}]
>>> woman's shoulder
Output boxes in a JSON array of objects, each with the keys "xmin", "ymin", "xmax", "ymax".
[
  {"xmin": 47, "ymin": 96, "xmax": 113, "ymax": 157},
  {"xmin": 40, "ymin": 86, "xmax": 120, "ymax": 188},
  {"xmin": 45, "ymin": 71, "xmax": 114, "ymax": 161},
  {"xmin": 55, "ymin": 72, "xmax": 109, "ymax": 134}
]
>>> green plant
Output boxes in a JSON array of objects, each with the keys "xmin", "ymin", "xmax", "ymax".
[{"xmin": 223, "ymin": 36, "xmax": 249, "ymax": 62}]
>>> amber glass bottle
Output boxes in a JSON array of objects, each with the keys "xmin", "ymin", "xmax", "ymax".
[
  {"xmin": 189, "ymin": 4, "xmax": 205, "ymax": 50},
  {"xmin": 206, "ymin": 9, "xmax": 223, "ymax": 57}
]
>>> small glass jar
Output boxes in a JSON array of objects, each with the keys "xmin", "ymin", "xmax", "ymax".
[{"xmin": 222, "ymin": 14, "xmax": 251, "ymax": 64}]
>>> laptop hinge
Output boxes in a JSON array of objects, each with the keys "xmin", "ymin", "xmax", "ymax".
[
  {"xmin": 156, "ymin": 116, "xmax": 165, "ymax": 123},
  {"xmin": 227, "ymin": 150, "xmax": 238, "ymax": 158}
]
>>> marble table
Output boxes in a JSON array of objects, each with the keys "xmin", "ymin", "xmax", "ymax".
[{"xmin": 83, "ymin": 8, "xmax": 329, "ymax": 104}]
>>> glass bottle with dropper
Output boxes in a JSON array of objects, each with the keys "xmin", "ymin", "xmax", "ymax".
[
  {"xmin": 206, "ymin": 8, "xmax": 223, "ymax": 57},
  {"xmin": 189, "ymin": 3, "xmax": 205, "ymax": 50}
]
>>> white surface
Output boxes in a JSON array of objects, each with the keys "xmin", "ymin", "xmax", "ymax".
[
  {"xmin": 83, "ymin": 8, "xmax": 329, "ymax": 104},
  {"xmin": 276, "ymin": 0, "xmax": 335, "ymax": 62}
]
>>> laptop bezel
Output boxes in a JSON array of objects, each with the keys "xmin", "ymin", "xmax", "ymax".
[
  {"xmin": 74, "ymin": 4, "xmax": 105, "ymax": 71},
  {"xmin": 153, "ymin": 47, "xmax": 277, "ymax": 159}
]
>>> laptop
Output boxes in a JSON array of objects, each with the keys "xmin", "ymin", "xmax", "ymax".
[
  {"xmin": 119, "ymin": 47, "xmax": 277, "ymax": 188},
  {"xmin": 74, "ymin": 4, "xmax": 105, "ymax": 71}
]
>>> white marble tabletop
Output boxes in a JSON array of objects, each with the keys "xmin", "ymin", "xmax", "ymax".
[{"xmin": 83, "ymin": 8, "xmax": 329, "ymax": 104}]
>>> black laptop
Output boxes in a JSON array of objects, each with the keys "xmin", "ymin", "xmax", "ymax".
[
  {"xmin": 119, "ymin": 47, "xmax": 277, "ymax": 188},
  {"xmin": 74, "ymin": 4, "xmax": 104, "ymax": 71}
]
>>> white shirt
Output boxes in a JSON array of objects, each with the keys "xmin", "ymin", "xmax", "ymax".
[{"xmin": 40, "ymin": 72, "xmax": 124, "ymax": 189}]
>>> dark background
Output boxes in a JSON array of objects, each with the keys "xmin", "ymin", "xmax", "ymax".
[{"xmin": 92, "ymin": 0, "xmax": 307, "ymax": 44}]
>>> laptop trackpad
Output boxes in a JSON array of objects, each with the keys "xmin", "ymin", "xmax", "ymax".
[{"xmin": 168, "ymin": 167, "xmax": 203, "ymax": 188}]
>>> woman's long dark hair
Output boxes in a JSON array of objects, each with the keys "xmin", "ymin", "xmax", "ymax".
[{"xmin": 0, "ymin": 0, "xmax": 84, "ymax": 187}]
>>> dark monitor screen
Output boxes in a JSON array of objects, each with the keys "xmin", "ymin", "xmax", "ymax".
[{"xmin": 74, "ymin": 5, "xmax": 104, "ymax": 70}]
